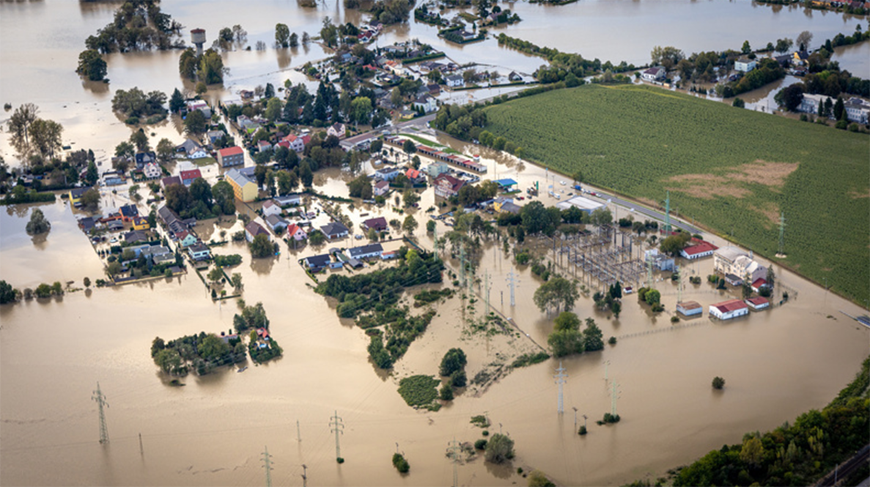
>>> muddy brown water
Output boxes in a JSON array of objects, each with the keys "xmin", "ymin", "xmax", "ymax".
[{"xmin": 2, "ymin": 1, "xmax": 870, "ymax": 486}]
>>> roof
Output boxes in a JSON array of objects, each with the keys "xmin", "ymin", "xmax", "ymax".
[
  {"xmin": 119, "ymin": 204, "xmax": 139, "ymax": 217},
  {"xmin": 349, "ymin": 243, "xmax": 384, "ymax": 258},
  {"xmin": 494, "ymin": 178, "xmax": 518, "ymax": 187},
  {"xmin": 286, "ymin": 223, "xmax": 304, "ymax": 235},
  {"xmin": 227, "ymin": 168, "xmax": 255, "ymax": 188},
  {"xmin": 321, "ymin": 221, "xmax": 350, "ymax": 236},
  {"xmin": 245, "ymin": 221, "xmax": 268, "ymax": 237},
  {"xmin": 305, "ymin": 254, "xmax": 332, "ymax": 266},
  {"xmin": 70, "ymin": 187, "xmax": 89, "ymax": 198},
  {"xmin": 683, "ymin": 241, "xmax": 719, "ymax": 255},
  {"xmin": 644, "ymin": 67, "xmax": 664, "ymax": 75},
  {"xmin": 219, "ymin": 146, "xmax": 244, "ymax": 157},
  {"xmin": 363, "ymin": 217, "xmax": 388, "ymax": 230},
  {"xmin": 375, "ymin": 180, "xmax": 390, "ymax": 189},
  {"xmin": 406, "ymin": 168, "xmax": 421, "ymax": 179},
  {"xmin": 265, "ymin": 214, "xmax": 286, "ymax": 226},
  {"xmin": 714, "ymin": 246, "xmax": 747, "ymax": 262},
  {"xmin": 189, "ymin": 242, "xmax": 209, "ymax": 253},
  {"xmin": 677, "ymin": 301, "xmax": 702, "ymax": 310},
  {"xmin": 500, "ymin": 201, "xmax": 521, "ymax": 213},
  {"xmin": 556, "ymin": 195, "xmax": 605, "ymax": 212},
  {"xmin": 257, "ymin": 140, "xmax": 271, "ymax": 147},
  {"xmin": 262, "ymin": 200, "xmax": 276, "ymax": 209},
  {"xmin": 746, "ymin": 296, "xmax": 769, "ymax": 306},
  {"xmin": 752, "ymin": 278, "xmax": 768, "ymax": 288},
  {"xmin": 124, "ymin": 230, "xmax": 148, "ymax": 242},
  {"xmin": 161, "ymin": 176, "xmax": 181, "ymax": 187},
  {"xmin": 180, "ymin": 169, "xmax": 202, "ymax": 181},
  {"xmin": 435, "ymin": 173, "xmax": 465, "ymax": 192},
  {"xmin": 712, "ymin": 299, "xmax": 748, "ymax": 313}
]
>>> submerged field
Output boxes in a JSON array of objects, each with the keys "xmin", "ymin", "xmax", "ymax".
[{"xmin": 484, "ymin": 84, "xmax": 870, "ymax": 304}]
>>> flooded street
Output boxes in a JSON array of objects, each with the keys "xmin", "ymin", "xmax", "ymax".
[{"xmin": 2, "ymin": 1, "xmax": 869, "ymax": 486}]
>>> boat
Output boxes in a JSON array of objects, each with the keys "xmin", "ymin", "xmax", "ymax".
[{"xmin": 237, "ymin": 366, "xmax": 248, "ymax": 373}]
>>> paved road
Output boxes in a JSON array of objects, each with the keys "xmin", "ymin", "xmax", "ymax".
[{"xmin": 592, "ymin": 191, "xmax": 702, "ymax": 235}]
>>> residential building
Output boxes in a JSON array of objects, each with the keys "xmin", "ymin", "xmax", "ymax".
[
  {"xmin": 381, "ymin": 250, "xmax": 398, "ymax": 260},
  {"xmin": 746, "ymin": 296, "xmax": 770, "ymax": 311},
  {"xmin": 303, "ymin": 254, "xmax": 332, "ymax": 269},
  {"xmin": 374, "ymin": 180, "xmax": 390, "ymax": 196},
  {"xmin": 176, "ymin": 139, "xmax": 208, "ymax": 159},
  {"xmin": 78, "ymin": 216, "xmax": 98, "ymax": 234},
  {"xmin": 124, "ymin": 230, "xmax": 149, "ymax": 244},
  {"xmin": 709, "ymin": 299, "xmax": 749, "ymax": 320},
  {"xmin": 508, "ymin": 71, "xmax": 523, "ymax": 82},
  {"xmin": 641, "ymin": 67, "xmax": 666, "ymax": 82},
  {"xmin": 405, "ymin": 167, "xmax": 425, "ymax": 184},
  {"xmin": 339, "ymin": 132, "xmax": 376, "ymax": 152},
  {"xmin": 375, "ymin": 167, "xmax": 401, "ymax": 181},
  {"xmin": 493, "ymin": 196, "xmax": 513, "ymax": 213},
  {"xmin": 412, "ymin": 94, "xmax": 437, "ymax": 113},
  {"xmin": 844, "ymin": 97, "xmax": 870, "ymax": 124},
  {"xmin": 793, "ymin": 50, "xmax": 810, "ymax": 66},
  {"xmin": 161, "ymin": 176, "xmax": 181, "ymax": 189},
  {"xmin": 426, "ymin": 162, "xmax": 450, "ymax": 178},
  {"xmin": 362, "ymin": 217, "xmax": 388, "ymax": 232},
  {"xmin": 207, "ymin": 130, "xmax": 226, "ymax": 144},
  {"xmin": 217, "ymin": 146, "xmax": 245, "ymax": 167},
  {"xmin": 68, "ymin": 187, "xmax": 88, "ymax": 207},
  {"xmin": 713, "ymin": 247, "xmax": 766, "ymax": 284},
  {"xmin": 426, "ymin": 83, "xmax": 441, "ymax": 96},
  {"xmin": 280, "ymin": 134, "xmax": 306, "ymax": 153},
  {"xmin": 676, "ymin": 301, "xmax": 703, "ymax": 317},
  {"xmin": 265, "ymin": 214, "xmax": 288, "ymax": 233},
  {"xmin": 185, "ymin": 100, "xmax": 212, "ymax": 118},
  {"xmin": 143, "ymin": 162, "xmax": 162, "ymax": 179},
  {"xmin": 262, "ymin": 200, "xmax": 282, "ymax": 218},
  {"xmin": 175, "ymin": 230, "xmax": 198, "ymax": 248},
  {"xmin": 188, "ymin": 242, "xmax": 211, "ymax": 261},
  {"xmin": 500, "ymin": 201, "xmax": 521, "ymax": 214},
  {"xmin": 327, "ymin": 122, "xmax": 346, "ymax": 139},
  {"xmin": 734, "ymin": 58, "xmax": 757, "ymax": 72},
  {"xmin": 140, "ymin": 245, "xmax": 172, "ymax": 262},
  {"xmin": 751, "ymin": 278, "xmax": 769, "ymax": 293},
  {"xmin": 180, "ymin": 169, "xmax": 202, "ymax": 187},
  {"xmin": 433, "ymin": 173, "xmax": 466, "ymax": 198},
  {"xmin": 274, "ymin": 194, "xmax": 302, "ymax": 207},
  {"xmin": 245, "ymin": 221, "xmax": 270, "ymax": 242},
  {"xmin": 320, "ymin": 221, "xmax": 350, "ymax": 240},
  {"xmin": 119, "ymin": 204, "xmax": 139, "ymax": 222},
  {"xmin": 226, "ymin": 168, "xmax": 258, "ymax": 202},
  {"xmin": 286, "ymin": 223, "xmax": 307, "ymax": 241},
  {"xmin": 348, "ymin": 243, "xmax": 384, "ymax": 260},
  {"xmin": 681, "ymin": 241, "xmax": 719, "ymax": 260},
  {"xmin": 132, "ymin": 216, "xmax": 150, "ymax": 230},
  {"xmin": 257, "ymin": 140, "xmax": 272, "ymax": 153},
  {"xmin": 103, "ymin": 171, "xmax": 126, "ymax": 186},
  {"xmin": 445, "ymin": 75, "xmax": 464, "ymax": 88},
  {"xmin": 135, "ymin": 151, "xmax": 157, "ymax": 170}
]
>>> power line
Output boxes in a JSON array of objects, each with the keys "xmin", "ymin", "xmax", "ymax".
[{"xmin": 91, "ymin": 382, "xmax": 109, "ymax": 444}]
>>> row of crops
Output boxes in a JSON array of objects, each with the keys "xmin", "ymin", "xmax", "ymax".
[{"xmin": 483, "ymin": 84, "xmax": 870, "ymax": 304}]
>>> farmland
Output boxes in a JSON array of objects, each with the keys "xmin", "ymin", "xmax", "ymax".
[{"xmin": 483, "ymin": 84, "xmax": 870, "ymax": 304}]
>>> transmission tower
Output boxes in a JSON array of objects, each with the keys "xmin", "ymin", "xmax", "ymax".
[
  {"xmin": 664, "ymin": 190, "xmax": 672, "ymax": 234},
  {"xmin": 646, "ymin": 253, "xmax": 653, "ymax": 289},
  {"xmin": 433, "ymin": 225, "xmax": 439, "ymax": 261},
  {"xmin": 261, "ymin": 446, "xmax": 273, "ymax": 487},
  {"xmin": 91, "ymin": 382, "xmax": 109, "ymax": 444},
  {"xmin": 506, "ymin": 270, "xmax": 517, "ymax": 307},
  {"xmin": 611, "ymin": 380, "xmax": 621, "ymax": 416},
  {"xmin": 329, "ymin": 410, "xmax": 344, "ymax": 461},
  {"xmin": 777, "ymin": 212, "xmax": 786, "ymax": 256},
  {"xmin": 447, "ymin": 437, "xmax": 461, "ymax": 487},
  {"xmin": 484, "ymin": 271, "xmax": 491, "ymax": 314},
  {"xmin": 459, "ymin": 244, "xmax": 467, "ymax": 287},
  {"xmin": 677, "ymin": 265, "xmax": 682, "ymax": 304},
  {"xmin": 301, "ymin": 464, "xmax": 308, "ymax": 487},
  {"xmin": 554, "ymin": 362, "xmax": 567, "ymax": 414}
]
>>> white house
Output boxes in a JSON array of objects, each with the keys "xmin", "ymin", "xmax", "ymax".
[
  {"xmin": 274, "ymin": 194, "xmax": 302, "ymax": 207},
  {"xmin": 713, "ymin": 247, "xmax": 766, "ymax": 284},
  {"xmin": 265, "ymin": 214, "xmax": 288, "ymax": 233},
  {"xmin": 348, "ymin": 243, "xmax": 384, "ymax": 260},
  {"xmin": 412, "ymin": 94, "xmax": 438, "ymax": 113},
  {"xmin": 445, "ymin": 75, "xmax": 464, "ymax": 88},
  {"xmin": 374, "ymin": 180, "xmax": 390, "ymax": 196},
  {"xmin": 746, "ymin": 296, "xmax": 770, "ymax": 311},
  {"xmin": 844, "ymin": 97, "xmax": 870, "ymax": 124},
  {"xmin": 188, "ymin": 242, "xmax": 211, "ymax": 261},
  {"xmin": 676, "ymin": 301, "xmax": 703, "ymax": 317},
  {"xmin": 286, "ymin": 223, "xmax": 307, "ymax": 241},
  {"xmin": 143, "ymin": 162, "xmax": 162, "ymax": 179},
  {"xmin": 681, "ymin": 241, "xmax": 718, "ymax": 260},
  {"xmin": 709, "ymin": 299, "xmax": 749, "ymax": 320},
  {"xmin": 375, "ymin": 167, "xmax": 400, "ymax": 181},
  {"xmin": 262, "ymin": 200, "xmax": 282, "ymax": 218},
  {"xmin": 327, "ymin": 123, "xmax": 346, "ymax": 139},
  {"xmin": 245, "ymin": 221, "xmax": 270, "ymax": 243},
  {"xmin": 734, "ymin": 58, "xmax": 757, "ymax": 73},
  {"xmin": 641, "ymin": 67, "xmax": 666, "ymax": 82}
]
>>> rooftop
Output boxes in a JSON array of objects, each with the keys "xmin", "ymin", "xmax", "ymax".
[{"xmin": 712, "ymin": 299, "xmax": 748, "ymax": 313}]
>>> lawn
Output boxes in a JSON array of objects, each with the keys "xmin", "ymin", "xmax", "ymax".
[
  {"xmin": 484, "ymin": 84, "xmax": 870, "ymax": 304},
  {"xmin": 399, "ymin": 133, "xmax": 461, "ymax": 155}
]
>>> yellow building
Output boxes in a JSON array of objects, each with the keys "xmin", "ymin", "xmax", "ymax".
[
  {"xmin": 226, "ymin": 169, "xmax": 258, "ymax": 203},
  {"xmin": 132, "ymin": 216, "xmax": 150, "ymax": 230},
  {"xmin": 69, "ymin": 187, "xmax": 88, "ymax": 207}
]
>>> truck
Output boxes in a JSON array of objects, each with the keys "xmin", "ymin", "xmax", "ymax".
[{"xmin": 574, "ymin": 184, "xmax": 583, "ymax": 191}]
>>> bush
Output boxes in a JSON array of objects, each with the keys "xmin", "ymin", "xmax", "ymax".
[
  {"xmin": 712, "ymin": 376, "xmax": 725, "ymax": 389},
  {"xmin": 484, "ymin": 433, "xmax": 515, "ymax": 464},
  {"xmin": 578, "ymin": 425, "xmax": 587, "ymax": 435},
  {"xmin": 474, "ymin": 439, "xmax": 488, "ymax": 450},
  {"xmin": 392, "ymin": 453, "xmax": 410, "ymax": 473},
  {"xmin": 528, "ymin": 470, "xmax": 555, "ymax": 487},
  {"xmin": 439, "ymin": 348, "xmax": 467, "ymax": 376},
  {"xmin": 608, "ymin": 336, "xmax": 617, "ymax": 345},
  {"xmin": 440, "ymin": 383, "xmax": 454, "ymax": 401},
  {"xmin": 450, "ymin": 369, "xmax": 467, "ymax": 387},
  {"xmin": 397, "ymin": 375, "xmax": 440, "ymax": 408},
  {"xmin": 671, "ymin": 316, "xmax": 680, "ymax": 323},
  {"xmin": 602, "ymin": 413, "xmax": 620, "ymax": 423}
]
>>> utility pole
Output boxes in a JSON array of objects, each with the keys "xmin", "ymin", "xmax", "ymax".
[
  {"xmin": 459, "ymin": 244, "xmax": 467, "ymax": 287},
  {"xmin": 777, "ymin": 212, "xmax": 786, "ymax": 257},
  {"xmin": 572, "ymin": 407, "xmax": 578, "ymax": 431},
  {"xmin": 554, "ymin": 361, "xmax": 567, "ymax": 414},
  {"xmin": 604, "ymin": 360, "xmax": 610, "ymax": 382},
  {"xmin": 484, "ymin": 271, "xmax": 491, "ymax": 314},
  {"xmin": 139, "ymin": 433, "xmax": 144, "ymax": 456},
  {"xmin": 611, "ymin": 380, "xmax": 621, "ymax": 416},
  {"xmin": 329, "ymin": 410, "xmax": 344, "ymax": 461},
  {"xmin": 582, "ymin": 414, "xmax": 588, "ymax": 429},
  {"xmin": 506, "ymin": 270, "xmax": 517, "ymax": 307},
  {"xmin": 301, "ymin": 464, "xmax": 307, "ymax": 487},
  {"xmin": 664, "ymin": 191, "xmax": 672, "ymax": 234},
  {"xmin": 447, "ymin": 438, "xmax": 461, "ymax": 487},
  {"xmin": 92, "ymin": 382, "xmax": 109, "ymax": 444},
  {"xmin": 261, "ymin": 446, "xmax": 273, "ymax": 487},
  {"xmin": 297, "ymin": 419, "xmax": 301, "ymax": 443}
]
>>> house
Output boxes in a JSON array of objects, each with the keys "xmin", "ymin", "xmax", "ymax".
[
  {"xmin": 143, "ymin": 162, "xmax": 162, "ymax": 179},
  {"xmin": 119, "ymin": 204, "xmax": 139, "ymax": 222},
  {"xmin": 381, "ymin": 250, "xmax": 398, "ymax": 260},
  {"xmin": 339, "ymin": 132, "xmax": 377, "ymax": 152},
  {"xmin": 734, "ymin": 58, "xmax": 757, "ymax": 73},
  {"xmin": 161, "ymin": 176, "xmax": 181, "ymax": 189},
  {"xmin": 709, "ymin": 299, "xmax": 749, "ymax": 320},
  {"xmin": 327, "ymin": 122, "xmax": 346, "ymax": 139},
  {"xmin": 245, "ymin": 221, "xmax": 270, "ymax": 242},
  {"xmin": 746, "ymin": 296, "xmax": 770, "ymax": 311},
  {"xmin": 103, "ymin": 171, "xmax": 126, "ymax": 186},
  {"xmin": 500, "ymin": 201, "xmax": 522, "ymax": 214},
  {"xmin": 445, "ymin": 75, "xmax": 464, "ymax": 88},
  {"xmin": 257, "ymin": 140, "xmax": 272, "ymax": 153},
  {"xmin": 274, "ymin": 194, "xmax": 302, "ymax": 207},
  {"xmin": 132, "ymin": 216, "xmax": 150, "ymax": 230},
  {"xmin": 175, "ymin": 230, "xmax": 198, "ymax": 248},
  {"xmin": 426, "ymin": 83, "xmax": 441, "ymax": 96},
  {"xmin": 641, "ymin": 67, "xmax": 666, "ymax": 82},
  {"xmin": 676, "ymin": 301, "xmax": 703, "ymax": 317},
  {"xmin": 157, "ymin": 205, "xmax": 193, "ymax": 236},
  {"xmin": 405, "ymin": 167, "xmax": 425, "ymax": 184},
  {"xmin": 265, "ymin": 214, "xmax": 288, "ymax": 233},
  {"xmin": 68, "ymin": 187, "xmax": 89, "ymax": 207},
  {"xmin": 286, "ymin": 223, "xmax": 307, "ymax": 241},
  {"xmin": 348, "ymin": 243, "xmax": 384, "ymax": 260},
  {"xmin": 280, "ymin": 134, "xmax": 306, "ymax": 153},
  {"xmin": 188, "ymin": 242, "xmax": 211, "ymax": 261},
  {"xmin": 78, "ymin": 216, "xmax": 98, "ymax": 234},
  {"xmin": 433, "ymin": 173, "xmax": 466, "ymax": 198},
  {"xmin": 321, "ymin": 221, "xmax": 350, "ymax": 240},
  {"xmin": 681, "ymin": 241, "xmax": 718, "ymax": 260},
  {"xmin": 844, "ymin": 97, "xmax": 870, "ymax": 124},
  {"xmin": 724, "ymin": 273, "xmax": 744, "ymax": 286},
  {"xmin": 134, "ymin": 151, "xmax": 157, "ymax": 170},
  {"xmin": 180, "ymin": 169, "xmax": 202, "ymax": 187},
  {"xmin": 713, "ymin": 247, "xmax": 766, "ymax": 284},
  {"xmin": 362, "ymin": 217, "xmax": 388, "ymax": 232},
  {"xmin": 185, "ymin": 100, "xmax": 212, "ymax": 118},
  {"xmin": 303, "ymin": 254, "xmax": 332, "ymax": 269},
  {"xmin": 375, "ymin": 167, "xmax": 401, "ymax": 181},
  {"xmin": 374, "ymin": 180, "xmax": 390, "ymax": 196},
  {"xmin": 226, "ymin": 168, "xmax": 258, "ymax": 202},
  {"xmin": 140, "ymin": 245, "xmax": 173, "ymax": 263},
  {"xmin": 412, "ymin": 94, "xmax": 437, "ymax": 113},
  {"xmin": 773, "ymin": 54, "xmax": 792, "ymax": 68},
  {"xmin": 217, "ymin": 146, "xmax": 245, "ymax": 167},
  {"xmin": 508, "ymin": 71, "xmax": 523, "ymax": 82},
  {"xmin": 124, "ymin": 230, "xmax": 149, "ymax": 244},
  {"xmin": 207, "ymin": 130, "xmax": 227, "ymax": 144},
  {"xmin": 176, "ymin": 139, "xmax": 208, "ymax": 159},
  {"xmin": 426, "ymin": 162, "xmax": 450, "ymax": 178},
  {"xmin": 262, "ymin": 200, "xmax": 282, "ymax": 218},
  {"xmin": 751, "ymin": 278, "xmax": 769, "ymax": 293},
  {"xmin": 793, "ymin": 50, "xmax": 810, "ymax": 66},
  {"xmin": 493, "ymin": 196, "xmax": 513, "ymax": 213}
]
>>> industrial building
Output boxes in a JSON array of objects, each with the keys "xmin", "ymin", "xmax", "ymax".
[
  {"xmin": 709, "ymin": 299, "xmax": 749, "ymax": 320},
  {"xmin": 676, "ymin": 301, "xmax": 703, "ymax": 317},
  {"xmin": 555, "ymin": 195, "xmax": 605, "ymax": 214}
]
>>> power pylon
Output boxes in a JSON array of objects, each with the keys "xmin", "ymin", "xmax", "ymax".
[
  {"xmin": 261, "ymin": 446, "xmax": 273, "ymax": 487},
  {"xmin": 91, "ymin": 382, "xmax": 109, "ymax": 444},
  {"xmin": 447, "ymin": 437, "xmax": 461, "ymax": 487},
  {"xmin": 506, "ymin": 270, "xmax": 517, "ymax": 307},
  {"xmin": 329, "ymin": 410, "xmax": 344, "ymax": 461},
  {"xmin": 301, "ymin": 464, "xmax": 307, "ymax": 487},
  {"xmin": 778, "ymin": 212, "xmax": 786, "ymax": 256},
  {"xmin": 459, "ymin": 244, "xmax": 467, "ymax": 287},
  {"xmin": 554, "ymin": 362, "xmax": 567, "ymax": 414},
  {"xmin": 664, "ymin": 190, "xmax": 671, "ymax": 234},
  {"xmin": 611, "ymin": 380, "xmax": 621, "ymax": 416}
]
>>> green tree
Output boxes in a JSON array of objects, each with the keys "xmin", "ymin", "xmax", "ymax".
[
  {"xmin": 275, "ymin": 23, "xmax": 290, "ymax": 47},
  {"xmin": 484, "ymin": 433, "xmax": 515, "ymax": 464},
  {"xmin": 350, "ymin": 96, "xmax": 372, "ymax": 124},
  {"xmin": 403, "ymin": 189, "xmax": 420, "ymax": 207},
  {"xmin": 426, "ymin": 220, "xmax": 436, "ymax": 234},
  {"xmin": 582, "ymin": 318, "xmax": 604, "ymax": 351},
  {"xmin": 29, "ymin": 118, "xmax": 63, "ymax": 160},
  {"xmin": 553, "ymin": 311, "xmax": 580, "ymax": 332},
  {"xmin": 289, "ymin": 32, "xmax": 299, "ymax": 47},
  {"xmin": 265, "ymin": 97, "xmax": 283, "ymax": 122},
  {"xmin": 347, "ymin": 175, "xmax": 372, "ymax": 198},
  {"xmin": 76, "ymin": 49, "xmax": 107, "ymax": 81},
  {"xmin": 83, "ymin": 277, "xmax": 91, "ymax": 288},
  {"xmin": 741, "ymin": 40, "xmax": 751, "ymax": 55},
  {"xmin": 207, "ymin": 266, "xmax": 223, "ymax": 284},
  {"xmin": 156, "ymin": 138, "xmax": 175, "ymax": 163},
  {"xmin": 81, "ymin": 188, "xmax": 100, "ymax": 211},
  {"xmin": 130, "ymin": 129, "xmax": 149, "ymax": 152},
  {"xmin": 179, "ymin": 48, "xmax": 198, "ymax": 80},
  {"xmin": 440, "ymin": 382, "xmax": 454, "ymax": 400},
  {"xmin": 184, "ymin": 109, "xmax": 207, "ymax": 135},
  {"xmin": 85, "ymin": 160, "xmax": 99, "ymax": 185},
  {"xmin": 712, "ymin": 376, "xmax": 725, "ymax": 389},
  {"xmin": 533, "ymin": 277, "xmax": 579, "ymax": 313},
  {"xmin": 739, "ymin": 436, "xmax": 764, "ymax": 467},
  {"xmin": 644, "ymin": 289, "xmax": 661, "ymax": 306},
  {"xmin": 198, "ymin": 334, "xmax": 231, "ymax": 361},
  {"xmin": 308, "ymin": 229, "xmax": 326, "ymax": 245},
  {"xmin": 659, "ymin": 231, "xmax": 691, "ymax": 256},
  {"xmin": 402, "ymin": 139, "xmax": 416, "ymax": 161},
  {"xmin": 402, "ymin": 215, "xmax": 418, "ymax": 235},
  {"xmin": 169, "ymin": 88, "xmax": 185, "ymax": 113},
  {"xmin": 231, "ymin": 273, "xmax": 243, "ymax": 291},
  {"xmin": 833, "ymin": 97, "xmax": 845, "ymax": 121},
  {"xmin": 197, "ymin": 49, "xmax": 225, "ymax": 84},
  {"xmin": 548, "ymin": 329, "xmax": 584, "ymax": 357},
  {"xmin": 25, "ymin": 208, "xmax": 51, "ymax": 235},
  {"xmin": 0, "ymin": 280, "xmax": 17, "ymax": 304},
  {"xmin": 7, "ymin": 103, "xmax": 39, "ymax": 158},
  {"xmin": 392, "ymin": 453, "xmax": 410, "ymax": 473},
  {"xmin": 527, "ymin": 470, "xmax": 555, "ymax": 487},
  {"xmin": 775, "ymin": 37, "xmax": 793, "ymax": 54},
  {"xmin": 250, "ymin": 234, "xmax": 273, "ymax": 258},
  {"xmin": 391, "ymin": 87, "xmax": 403, "ymax": 108},
  {"xmin": 439, "ymin": 348, "xmax": 467, "ymax": 376}
]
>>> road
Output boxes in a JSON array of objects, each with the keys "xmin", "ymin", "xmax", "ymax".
[
  {"xmin": 814, "ymin": 444, "xmax": 870, "ymax": 487},
  {"xmin": 591, "ymin": 191, "xmax": 702, "ymax": 235}
]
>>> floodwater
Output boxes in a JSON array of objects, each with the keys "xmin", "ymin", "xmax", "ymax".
[{"xmin": 2, "ymin": 1, "xmax": 870, "ymax": 486}]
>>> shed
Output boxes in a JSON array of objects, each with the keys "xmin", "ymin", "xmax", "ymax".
[
  {"xmin": 676, "ymin": 301, "xmax": 703, "ymax": 317},
  {"xmin": 709, "ymin": 299, "xmax": 749, "ymax": 320}
]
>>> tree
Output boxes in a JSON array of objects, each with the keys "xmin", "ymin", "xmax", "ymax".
[
  {"xmin": 392, "ymin": 453, "xmax": 410, "ymax": 473},
  {"xmin": 712, "ymin": 376, "xmax": 725, "ymax": 389},
  {"xmin": 350, "ymin": 96, "xmax": 373, "ymax": 125},
  {"xmin": 484, "ymin": 433, "xmax": 515, "ymax": 464},
  {"xmin": 739, "ymin": 436, "xmax": 764, "ymax": 467},
  {"xmin": 439, "ymin": 348, "xmax": 467, "ymax": 376},
  {"xmin": 265, "ymin": 97, "xmax": 283, "ymax": 122},
  {"xmin": 179, "ymin": 48, "xmax": 198, "ymax": 80},
  {"xmin": 207, "ymin": 266, "xmax": 224, "ymax": 284},
  {"xmin": 169, "ymin": 88, "xmax": 185, "ymax": 113},
  {"xmin": 403, "ymin": 189, "xmax": 420, "ymax": 207},
  {"xmin": 553, "ymin": 311, "xmax": 580, "ymax": 332},
  {"xmin": 402, "ymin": 215, "xmax": 418, "ymax": 235},
  {"xmin": 29, "ymin": 119, "xmax": 63, "ymax": 160},
  {"xmin": 796, "ymin": 30, "xmax": 813, "ymax": 51},
  {"xmin": 289, "ymin": 32, "xmax": 299, "ymax": 48},
  {"xmin": 660, "ymin": 232, "xmax": 692, "ymax": 256},
  {"xmin": 533, "ymin": 277, "xmax": 579, "ymax": 314},
  {"xmin": 741, "ymin": 40, "xmax": 751, "ymax": 55},
  {"xmin": 582, "ymin": 318, "xmax": 604, "ymax": 351},
  {"xmin": 250, "ymin": 234, "xmax": 273, "ymax": 258},
  {"xmin": 521, "ymin": 201, "xmax": 560, "ymax": 236},
  {"xmin": 130, "ymin": 129, "xmax": 149, "ymax": 152},
  {"xmin": 833, "ymin": 97, "xmax": 845, "ymax": 120},
  {"xmin": 777, "ymin": 83, "xmax": 804, "ymax": 111},
  {"xmin": 426, "ymin": 220, "xmax": 436, "ymax": 234},
  {"xmin": 184, "ymin": 109, "xmax": 207, "ymax": 134},
  {"xmin": 7, "ymin": 103, "xmax": 39, "ymax": 158},
  {"xmin": 231, "ymin": 273, "xmax": 243, "ymax": 291},
  {"xmin": 25, "ymin": 208, "xmax": 51, "ymax": 235},
  {"xmin": 83, "ymin": 277, "xmax": 91, "ymax": 288},
  {"xmin": 391, "ymin": 87, "xmax": 403, "ymax": 108},
  {"xmin": 156, "ymin": 138, "xmax": 175, "ymax": 163},
  {"xmin": 76, "ymin": 49, "xmax": 107, "ymax": 81},
  {"xmin": 308, "ymin": 229, "xmax": 326, "ymax": 245},
  {"xmin": 347, "ymin": 175, "xmax": 372, "ymax": 198},
  {"xmin": 775, "ymin": 37, "xmax": 794, "ymax": 54},
  {"xmin": 85, "ymin": 160, "xmax": 99, "ymax": 185},
  {"xmin": 81, "ymin": 188, "xmax": 100, "ymax": 211},
  {"xmin": 402, "ymin": 139, "xmax": 416, "ymax": 161},
  {"xmin": 197, "ymin": 50, "xmax": 225, "ymax": 84},
  {"xmin": 527, "ymin": 471, "xmax": 555, "ymax": 487},
  {"xmin": 650, "ymin": 45, "xmax": 684, "ymax": 70},
  {"xmin": 440, "ymin": 383, "xmax": 454, "ymax": 401},
  {"xmin": 0, "ymin": 280, "xmax": 17, "ymax": 304},
  {"xmin": 198, "ymin": 334, "xmax": 231, "ymax": 361},
  {"xmin": 644, "ymin": 289, "xmax": 661, "ymax": 306}
]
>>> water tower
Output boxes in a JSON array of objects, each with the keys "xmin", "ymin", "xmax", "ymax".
[{"xmin": 191, "ymin": 28, "xmax": 206, "ymax": 56}]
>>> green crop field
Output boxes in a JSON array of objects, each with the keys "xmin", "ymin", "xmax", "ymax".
[{"xmin": 484, "ymin": 84, "xmax": 870, "ymax": 304}]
